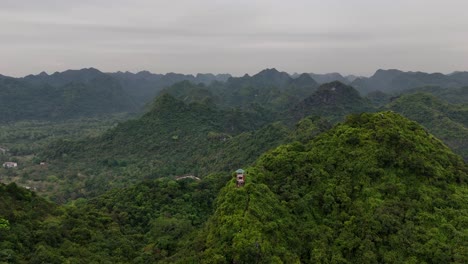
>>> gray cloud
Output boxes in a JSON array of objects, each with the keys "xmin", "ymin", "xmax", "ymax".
[{"xmin": 1, "ymin": 0, "xmax": 468, "ymax": 76}]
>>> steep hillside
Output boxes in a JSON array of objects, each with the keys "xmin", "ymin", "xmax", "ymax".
[
  {"xmin": 179, "ymin": 111, "xmax": 467, "ymax": 263},
  {"xmin": 0, "ymin": 183, "xmax": 60, "ymax": 263},
  {"xmin": 290, "ymin": 81, "xmax": 375, "ymax": 123},
  {"xmin": 0, "ymin": 175, "xmax": 227, "ymax": 263},
  {"xmin": 385, "ymin": 93, "xmax": 468, "ymax": 160},
  {"xmin": 366, "ymin": 90, "xmax": 392, "ymax": 107},
  {"xmin": 39, "ymin": 93, "xmax": 310, "ymax": 200},
  {"xmin": 1, "ymin": 112, "xmax": 466, "ymax": 263}
]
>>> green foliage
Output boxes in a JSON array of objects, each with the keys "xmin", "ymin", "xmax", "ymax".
[
  {"xmin": 161, "ymin": 69, "xmax": 318, "ymax": 115},
  {"xmin": 0, "ymin": 114, "xmax": 130, "ymax": 156},
  {"xmin": 186, "ymin": 181, "xmax": 301, "ymax": 263},
  {"xmin": 290, "ymin": 81, "xmax": 376, "ymax": 123},
  {"xmin": 38, "ymin": 94, "xmax": 294, "ymax": 201},
  {"xmin": 179, "ymin": 111, "xmax": 468, "ymax": 263},
  {"xmin": 2, "ymin": 68, "xmax": 468, "ymax": 263},
  {"xmin": 0, "ymin": 218, "xmax": 9, "ymax": 230},
  {"xmin": 385, "ymin": 92, "xmax": 468, "ymax": 160},
  {"xmin": 402, "ymin": 86, "xmax": 468, "ymax": 105},
  {"xmin": 0, "ymin": 112, "xmax": 466, "ymax": 263},
  {"xmin": 0, "ymin": 173, "xmax": 229, "ymax": 263},
  {"xmin": 366, "ymin": 90, "xmax": 392, "ymax": 107}
]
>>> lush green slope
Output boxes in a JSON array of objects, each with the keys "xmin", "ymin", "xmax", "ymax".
[
  {"xmin": 39, "ymin": 94, "xmax": 320, "ymax": 201},
  {"xmin": 0, "ymin": 182, "xmax": 58, "ymax": 263},
  {"xmin": 402, "ymin": 86, "xmax": 468, "ymax": 105},
  {"xmin": 366, "ymin": 90, "xmax": 393, "ymax": 107},
  {"xmin": 385, "ymin": 93, "xmax": 468, "ymax": 160},
  {"xmin": 290, "ymin": 81, "xmax": 375, "ymax": 123},
  {"xmin": 178, "ymin": 111, "xmax": 467, "ymax": 263},
  {"xmin": 1, "ymin": 112, "xmax": 466, "ymax": 263},
  {"xmin": 0, "ymin": 174, "xmax": 228, "ymax": 263}
]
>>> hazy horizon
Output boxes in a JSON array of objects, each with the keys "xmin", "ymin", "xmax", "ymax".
[
  {"xmin": 2, "ymin": 0, "xmax": 468, "ymax": 77},
  {"xmin": 4, "ymin": 66, "xmax": 468, "ymax": 80}
]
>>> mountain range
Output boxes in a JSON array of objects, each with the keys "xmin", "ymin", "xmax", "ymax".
[
  {"xmin": 351, "ymin": 69, "xmax": 468, "ymax": 94},
  {"xmin": 0, "ymin": 65, "xmax": 467, "ymax": 263}
]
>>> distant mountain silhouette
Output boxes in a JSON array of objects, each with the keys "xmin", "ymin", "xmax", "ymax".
[
  {"xmin": 22, "ymin": 67, "xmax": 105, "ymax": 87},
  {"xmin": 109, "ymin": 71, "xmax": 231, "ymax": 106},
  {"xmin": 162, "ymin": 68, "xmax": 319, "ymax": 113},
  {"xmin": 308, "ymin": 72, "xmax": 350, "ymax": 84},
  {"xmin": 352, "ymin": 69, "xmax": 468, "ymax": 94},
  {"xmin": 0, "ymin": 69, "xmax": 137, "ymax": 122},
  {"xmin": 1, "ymin": 67, "xmax": 467, "ymax": 123}
]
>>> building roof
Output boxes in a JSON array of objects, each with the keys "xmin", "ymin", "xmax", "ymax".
[
  {"xmin": 236, "ymin": 169, "xmax": 245, "ymax": 174},
  {"xmin": 3, "ymin": 162, "xmax": 18, "ymax": 167}
]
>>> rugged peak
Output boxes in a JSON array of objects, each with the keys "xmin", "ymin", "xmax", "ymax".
[
  {"xmin": 38, "ymin": 71, "xmax": 48, "ymax": 77},
  {"xmin": 291, "ymin": 81, "xmax": 373, "ymax": 122},
  {"xmin": 196, "ymin": 73, "xmax": 215, "ymax": 78},
  {"xmin": 295, "ymin": 73, "xmax": 314, "ymax": 81},
  {"xmin": 251, "ymin": 68, "xmax": 292, "ymax": 87},
  {"xmin": 136, "ymin": 70, "xmax": 152, "ymax": 76},
  {"xmin": 313, "ymin": 81, "xmax": 362, "ymax": 104},
  {"xmin": 256, "ymin": 67, "xmax": 280, "ymax": 74},
  {"xmin": 371, "ymin": 69, "xmax": 403, "ymax": 79},
  {"xmin": 253, "ymin": 68, "xmax": 289, "ymax": 79},
  {"xmin": 291, "ymin": 73, "xmax": 318, "ymax": 87}
]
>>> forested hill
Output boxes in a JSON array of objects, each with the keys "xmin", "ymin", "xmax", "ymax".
[
  {"xmin": 0, "ymin": 70, "xmax": 138, "ymax": 122},
  {"xmin": 178, "ymin": 111, "xmax": 468, "ymax": 263},
  {"xmin": 160, "ymin": 68, "xmax": 319, "ymax": 113},
  {"xmin": 3, "ymin": 68, "xmax": 468, "ymax": 123},
  {"xmin": 44, "ymin": 93, "xmax": 270, "ymax": 167},
  {"xmin": 1, "ymin": 112, "xmax": 466, "ymax": 263},
  {"xmin": 0, "ymin": 68, "xmax": 232, "ymax": 122},
  {"xmin": 39, "ymin": 93, "xmax": 295, "ymax": 200},
  {"xmin": 401, "ymin": 86, "xmax": 468, "ymax": 105},
  {"xmin": 385, "ymin": 92, "xmax": 468, "ymax": 160},
  {"xmin": 290, "ymin": 81, "xmax": 375, "ymax": 122},
  {"xmin": 35, "ymin": 80, "xmax": 466, "ymax": 200},
  {"xmin": 222, "ymin": 69, "xmax": 319, "ymax": 111},
  {"xmin": 109, "ymin": 71, "xmax": 231, "ymax": 106}
]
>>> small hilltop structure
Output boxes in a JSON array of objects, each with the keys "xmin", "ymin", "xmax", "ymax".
[
  {"xmin": 235, "ymin": 169, "xmax": 245, "ymax": 187},
  {"xmin": 3, "ymin": 162, "xmax": 18, "ymax": 168}
]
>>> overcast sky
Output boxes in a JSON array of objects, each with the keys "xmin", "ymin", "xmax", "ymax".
[{"xmin": 1, "ymin": 0, "xmax": 468, "ymax": 77}]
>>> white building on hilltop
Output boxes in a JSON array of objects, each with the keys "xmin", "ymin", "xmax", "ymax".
[{"xmin": 3, "ymin": 162, "xmax": 18, "ymax": 168}]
